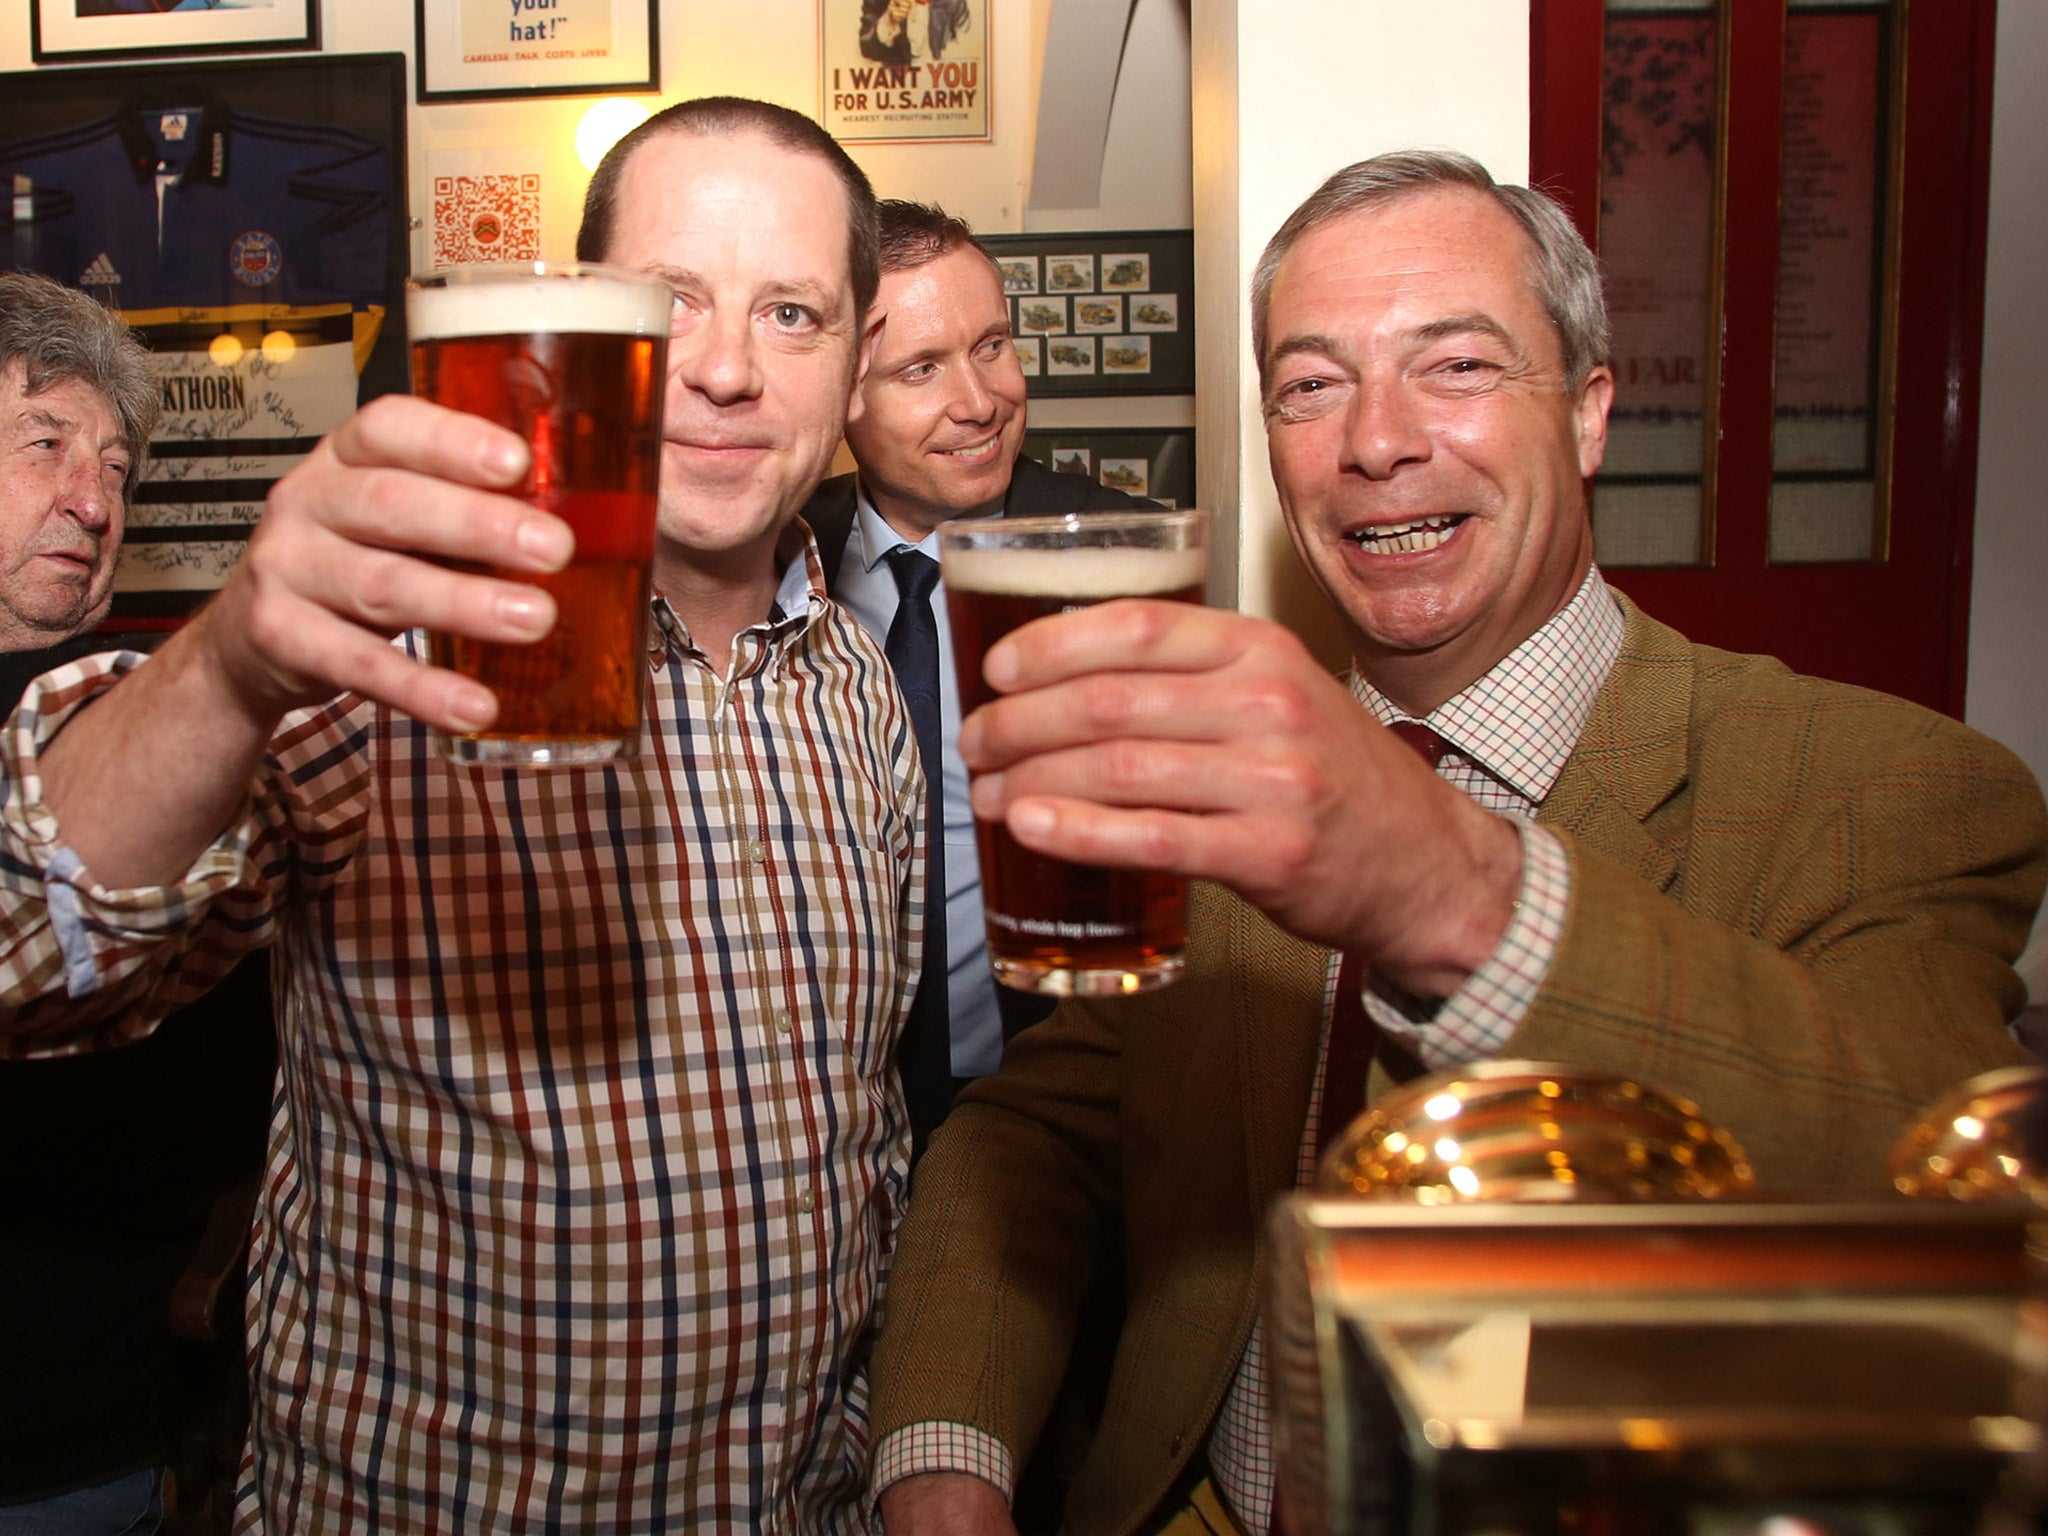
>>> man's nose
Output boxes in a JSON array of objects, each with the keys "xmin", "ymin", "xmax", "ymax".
[
  {"xmin": 944, "ymin": 363, "xmax": 997, "ymax": 424},
  {"xmin": 1342, "ymin": 381, "xmax": 1432, "ymax": 480},
  {"xmin": 672, "ymin": 309, "xmax": 762, "ymax": 405},
  {"xmin": 61, "ymin": 453, "xmax": 115, "ymax": 532}
]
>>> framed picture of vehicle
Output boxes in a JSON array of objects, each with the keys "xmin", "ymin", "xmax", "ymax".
[
  {"xmin": 31, "ymin": 0, "xmax": 317, "ymax": 64},
  {"xmin": 980, "ymin": 229, "xmax": 1193, "ymax": 397}
]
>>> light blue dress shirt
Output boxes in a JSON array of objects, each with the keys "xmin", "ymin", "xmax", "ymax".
[{"xmin": 835, "ymin": 489, "xmax": 1003, "ymax": 1078}]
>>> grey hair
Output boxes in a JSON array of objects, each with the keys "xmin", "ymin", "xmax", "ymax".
[
  {"xmin": 1250, "ymin": 149, "xmax": 1610, "ymax": 392},
  {"xmin": 0, "ymin": 271, "xmax": 158, "ymax": 492}
]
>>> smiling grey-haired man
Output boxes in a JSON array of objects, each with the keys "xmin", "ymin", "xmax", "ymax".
[{"xmin": 866, "ymin": 149, "xmax": 2047, "ymax": 1536}]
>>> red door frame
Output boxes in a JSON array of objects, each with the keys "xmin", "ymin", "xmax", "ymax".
[{"xmin": 1530, "ymin": 0, "xmax": 1998, "ymax": 718}]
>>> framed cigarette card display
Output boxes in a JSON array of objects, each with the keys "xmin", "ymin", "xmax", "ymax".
[
  {"xmin": 1020, "ymin": 428, "xmax": 1195, "ymax": 509},
  {"xmin": 31, "ymin": 0, "xmax": 318, "ymax": 64},
  {"xmin": 0, "ymin": 52, "xmax": 410, "ymax": 619},
  {"xmin": 416, "ymin": 0, "xmax": 658, "ymax": 104},
  {"xmin": 981, "ymin": 229, "xmax": 1193, "ymax": 397}
]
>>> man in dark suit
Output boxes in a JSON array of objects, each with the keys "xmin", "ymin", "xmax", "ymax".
[
  {"xmin": 866, "ymin": 153, "xmax": 2048, "ymax": 1535},
  {"xmin": 803, "ymin": 200, "xmax": 1154, "ymax": 1159}
]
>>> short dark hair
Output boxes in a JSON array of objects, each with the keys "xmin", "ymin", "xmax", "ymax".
[
  {"xmin": 0, "ymin": 270, "xmax": 157, "ymax": 494},
  {"xmin": 875, "ymin": 198, "xmax": 983, "ymax": 277},
  {"xmin": 1251, "ymin": 149, "xmax": 1610, "ymax": 393},
  {"xmin": 576, "ymin": 97, "xmax": 881, "ymax": 320}
]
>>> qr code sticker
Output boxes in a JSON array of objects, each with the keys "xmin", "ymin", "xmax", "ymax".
[{"xmin": 432, "ymin": 172, "xmax": 543, "ymax": 266}]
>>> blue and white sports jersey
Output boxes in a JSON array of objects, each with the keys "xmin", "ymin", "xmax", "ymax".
[{"xmin": 1, "ymin": 101, "xmax": 389, "ymax": 312}]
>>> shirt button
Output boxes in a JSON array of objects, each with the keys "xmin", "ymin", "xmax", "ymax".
[
  {"xmin": 797, "ymin": 1187, "xmax": 817, "ymax": 1214},
  {"xmin": 773, "ymin": 1010, "xmax": 793, "ymax": 1034},
  {"xmin": 745, "ymin": 839, "xmax": 767, "ymax": 863}
]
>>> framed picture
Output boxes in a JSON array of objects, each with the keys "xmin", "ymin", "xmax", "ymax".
[
  {"xmin": 31, "ymin": 0, "xmax": 318, "ymax": 64},
  {"xmin": 1022, "ymin": 427, "xmax": 1196, "ymax": 510},
  {"xmin": 416, "ymin": 0, "xmax": 658, "ymax": 104},
  {"xmin": 0, "ymin": 52, "xmax": 410, "ymax": 620},
  {"xmin": 983, "ymin": 229, "xmax": 1194, "ymax": 397},
  {"xmin": 821, "ymin": 0, "xmax": 990, "ymax": 144}
]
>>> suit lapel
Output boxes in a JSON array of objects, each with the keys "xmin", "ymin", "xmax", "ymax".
[{"xmin": 1537, "ymin": 595, "xmax": 1692, "ymax": 891}]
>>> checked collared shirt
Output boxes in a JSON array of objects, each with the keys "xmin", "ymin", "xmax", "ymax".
[{"xmin": 0, "ymin": 534, "xmax": 925, "ymax": 1534}]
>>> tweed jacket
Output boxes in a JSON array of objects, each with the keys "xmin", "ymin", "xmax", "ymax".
[{"xmin": 868, "ymin": 597, "xmax": 2048, "ymax": 1536}]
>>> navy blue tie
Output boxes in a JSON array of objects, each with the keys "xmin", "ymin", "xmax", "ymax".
[{"xmin": 883, "ymin": 548, "xmax": 955, "ymax": 1165}]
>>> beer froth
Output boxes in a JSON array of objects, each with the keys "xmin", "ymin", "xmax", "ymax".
[
  {"xmin": 408, "ymin": 274, "xmax": 670, "ymax": 343},
  {"xmin": 940, "ymin": 544, "xmax": 1206, "ymax": 599}
]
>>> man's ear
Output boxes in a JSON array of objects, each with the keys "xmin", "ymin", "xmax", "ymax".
[
  {"xmin": 1573, "ymin": 363, "xmax": 1615, "ymax": 479},
  {"xmin": 846, "ymin": 309, "xmax": 886, "ymax": 428}
]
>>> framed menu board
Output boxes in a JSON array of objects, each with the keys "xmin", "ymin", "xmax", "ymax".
[{"xmin": 981, "ymin": 229, "xmax": 1193, "ymax": 397}]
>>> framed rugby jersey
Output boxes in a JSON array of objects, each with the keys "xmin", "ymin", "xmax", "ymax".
[{"xmin": 0, "ymin": 53, "xmax": 409, "ymax": 618}]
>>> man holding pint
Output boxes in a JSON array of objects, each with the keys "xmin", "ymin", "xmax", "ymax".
[
  {"xmin": 868, "ymin": 151, "xmax": 2047, "ymax": 1534},
  {"xmin": 803, "ymin": 198, "xmax": 1155, "ymax": 1156},
  {"xmin": 0, "ymin": 98, "xmax": 923, "ymax": 1533}
]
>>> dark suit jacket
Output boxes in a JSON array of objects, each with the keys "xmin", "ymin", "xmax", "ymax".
[
  {"xmin": 802, "ymin": 452, "xmax": 1157, "ymax": 1044},
  {"xmin": 802, "ymin": 451, "xmax": 1158, "ymax": 589},
  {"xmin": 869, "ymin": 596, "xmax": 2048, "ymax": 1535}
]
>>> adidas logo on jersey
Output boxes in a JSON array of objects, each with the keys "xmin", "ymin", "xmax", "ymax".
[{"xmin": 79, "ymin": 253, "xmax": 121, "ymax": 287}]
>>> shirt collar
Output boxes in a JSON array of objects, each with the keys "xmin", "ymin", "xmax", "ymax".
[
  {"xmin": 1352, "ymin": 564, "xmax": 1625, "ymax": 806},
  {"xmin": 851, "ymin": 478, "xmax": 945, "ymax": 567},
  {"xmin": 650, "ymin": 520, "xmax": 831, "ymax": 667}
]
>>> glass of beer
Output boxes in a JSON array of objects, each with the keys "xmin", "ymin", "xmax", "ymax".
[
  {"xmin": 407, "ymin": 261, "xmax": 670, "ymax": 767},
  {"xmin": 939, "ymin": 508, "xmax": 1209, "ymax": 996}
]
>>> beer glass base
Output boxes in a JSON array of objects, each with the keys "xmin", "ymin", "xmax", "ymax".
[
  {"xmin": 993, "ymin": 953, "xmax": 1185, "ymax": 997},
  {"xmin": 436, "ymin": 733, "xmax": 636, "ymax": 769}
]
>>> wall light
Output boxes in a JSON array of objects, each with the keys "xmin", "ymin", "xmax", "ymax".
[{"xmin": 577, "ymin": 98, "xmax": 653, "ymax": 173}]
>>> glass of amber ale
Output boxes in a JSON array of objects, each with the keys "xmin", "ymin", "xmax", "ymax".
[
  {"xmin": 939, "ymin": 509, "xmax": 1208, "ymax": 995},
  {"xmin": 407, "ymin": 262, "xmax": 670, "ymax": 767}
]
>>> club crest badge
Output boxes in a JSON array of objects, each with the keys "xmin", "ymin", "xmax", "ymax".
[{"xmin": 230, "ymin": 230, "xmax": 284, "ymax": 287}]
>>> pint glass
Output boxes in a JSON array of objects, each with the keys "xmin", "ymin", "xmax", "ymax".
[
  {"xmin": 939, "ymin": 509, "xmax": 1209, "ymax": 995},
  {"xmin": 407, "ymin": 262, "xmax": 671, "ymax": 767}
]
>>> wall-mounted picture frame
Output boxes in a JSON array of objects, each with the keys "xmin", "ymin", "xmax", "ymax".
[
  {"xmin": 416, "ymin": 0, "xmax": 658, "ymax": 104},
  {"xmin": 820, "ymin": 0, "xmax": 990, "ymax": 144},
  {"xmin": 1022, "ymin": 428, "xmax": 1196, "ymax": 510},
  {"xmin": 0, "ymin": 52, "xmax": 410, "ymax": 621},
  {"xmin": 982, "ymin": 230, "xmax": 1194, "ymax": 397},
  {"xmin": 31, "ymin": 0, "xmax": 318, "ymax": 64}
]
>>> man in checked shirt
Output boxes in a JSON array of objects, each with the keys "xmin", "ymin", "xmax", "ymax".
[
  {"xmin": 867, "ymin": 152, "xmax": 2048, "ymax": 1534},
  {"xmin": 0, "ymin": 99, "xmax": 924, "ymax": 1532}
]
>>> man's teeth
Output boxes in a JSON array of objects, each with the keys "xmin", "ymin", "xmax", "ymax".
[
  {"xmin": 945, "ymin": 440, "xmax": 995, "ymax": 458},
  {"xmin": 1351, "ymin": 515, "xmax": 1461, "ymax": 553}
]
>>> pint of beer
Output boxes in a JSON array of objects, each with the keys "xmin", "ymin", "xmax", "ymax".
[
  {"xmin": 939, "ymin": 509, "xmax": 1209, "ymax": 995},
  {"xmin": 407, "ymin": 262, "xmax": 671, "ymax": 767}
]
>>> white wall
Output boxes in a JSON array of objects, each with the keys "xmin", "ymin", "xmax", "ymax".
[
  {"xmin": 1968, "ymin": 0, "xmax": 2048, "ymax": 989},
  {"xmin": 1191, "ymin": 0, "xmax": 1528, "ymax": 652}
]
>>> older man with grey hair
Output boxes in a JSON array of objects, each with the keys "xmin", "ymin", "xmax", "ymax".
[
  {"xmin": 865, "ymin": 150, "xmax": 2046, "ymax": 1535},
  {"xmin": 0, "ymin": 271, "xmax": 155, "ymax": 662},
  {"xmin": 0, "ymin": 271, "xmax": 274, "ymax": 1536}
]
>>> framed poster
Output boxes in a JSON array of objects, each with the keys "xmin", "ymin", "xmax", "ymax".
[
  {"xmin": 821, "ymin": 0, "xmax": 990, "ymax": 144},
  {"xmin": 981, "ymin": 230, "xmax": 1193, "ymax": 397},
  {"xmin": 416, "ymin": 0, "xmax": 658, "ymax": 104},
  {"xmin": 1020, "ymin": 428, "xmax": 1195, "ymax": 510},
  {"xmin": 0, "ymin": 52, "xmax": 410, "ymax": 619},
  {"xmin": 30, "ymin": 0, "xmax": 318, "ymax": 64}
]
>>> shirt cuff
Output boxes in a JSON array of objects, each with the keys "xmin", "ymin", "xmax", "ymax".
[
  {"xmin": 870, "ymin": 1421, "xmax": 1016, "ymax": 1503},
  {"xmin": 1368, "ymin": 819, "xmax": 1570, "ymax": 1069},
  {"xmin": 0, "ymin": 651, "xmax": 253, "ymax": 994}
]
